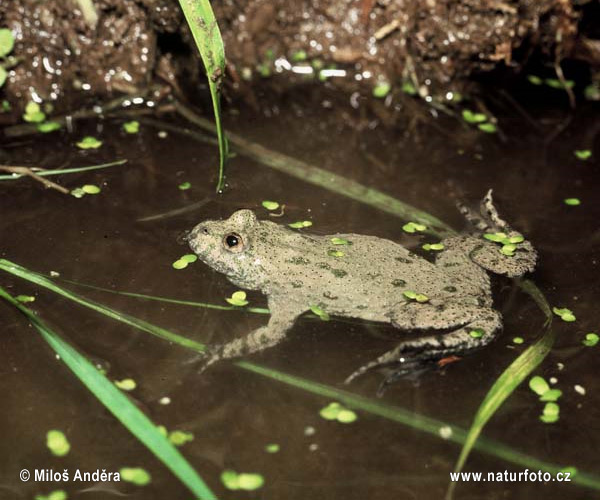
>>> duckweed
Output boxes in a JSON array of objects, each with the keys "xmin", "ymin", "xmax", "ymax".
[
  {"xmin": 582, "ymin": 332, "xmax": 599, "ymax": 347},
  {"xmin": 401, "ymin": 81, "xmax": 417, "ymax": 95},
  {"xmin": 291, "ymin": 50, "xmax": 307, "ymax": 62},
  {"xmin": 265, "ymin": 443, "xmax": 280, "ymax": 453},
  {"xmin": 289, "ymin": 220, "xmax": 313, "ymax": 229},
  {"xmin": 37, "ymin": 121, "xmax": 61, "ymax": 133},
  {"xmin": 574, "ymin": 149, "xmax": 592, "ymax": 160},
  {"xmin": 46, "ymin": 430, "xmax": 70, "ymax": 457},
  {"xmin": 319, "ymin": 402, "xmax": 358, "ymax": 423},
  {"xmin": 512, "ymin": 337, "xmax": 524, "ymax": 344},
  {"xmin": 15, "ymin": 294, "xmax": 35, "ymax": 303},
  {"xmin": 403, "ymin": 290, "xmax": 429, "ymax": 303},
  {"xmin": 545, "ymin": 78, "xmax": 574, "ymax": 89},
  {"xmin": 120, "ymin": 467, "xmax": 151, "ymax": 486},
  {"xmin": 23, "ymin": 102, "xmax": 46, "ymax": 123},
  {"xmin": 169, "ymin": 430, "xmax": 194, "ymax": 446},
  {"xmin": 262, "ymin": 200, "xmax": 279, "ymax": 210},
  {"xmin": 115, "ymin": 378, "xmax": 136, "ymax": 391},
  {"xmin": 564, "ymin": 198, "xmax": 581, "ymax": 206},
  {"xmin": 178, "ymin": 181, "xmax": 191, "ymax": 190},
  {"xmin": 527, "ymin": 75, "xmax": 542, "ymax": 85},
  {"xmin": 181, "ymin": 254, "xmax": 197, "ymax": 263},
  {"xmin": 310, "ymin": 305, "xmax": 330, "ymax": 321},
  {"xmin": 221, "ymin": 470, "xmax": 265, "ymax": 491},
  {"xmin": 402, "ymin": 222, "xmax": 427, "ymax": 233},
  {"xmin": 172, "ymin": 259, "xmax": 188, "ymax": 270},
  {"xmin": 34, "ymin": 491, "xmax": 67, "ymax": 500},
  {"xmin": 462, "ymin": 110, "xmax": 487, "ymax": 124},
  {"xmin": 0, "ymin": 28, "xmax": 14, "ymax": 58},
  {"xmin": 328, "ymin": 250, "xmax": 345, "ymax": 257},
  {"xmin": 123, "ymin": 120, "xmax": 139, "ymax": 134},
  {"xmin": 552, "ymin": 307, "xmax": 576, "ymax": 322},
  {"xmin": 423, "ymin": 243, "xmax": 444, "ymax": 251},
  {"xmin": 76, "ymin": 136, "xmax": 102, "ymax": 149},
  {"xmin": 82, "ymin": 184, "xmax": 101, "ymax": 194},
  {"xmin": 226, "ymin": 291, "xmax": 249, "ymax": 306},
  {"xmin": 373, "ymin": 81, "xmax": 391, "ymax": 98},
  {"xmin": 540, "ymin": 402, "xmax": 560, "ymax": 424},
  {"xmin": 330, "ymin": 237, "xmax": 351, "ymax": 245},
  {"xmin": 478, "ymin": 123, "xmax": 497, "ymax": 133},
  {"xmin": 469, "ymin": 328, "xmax": 485, "ymax": 339},
  {"xmin": 529, "ymin": 376, "xmax": 550, "ymax": 396}
]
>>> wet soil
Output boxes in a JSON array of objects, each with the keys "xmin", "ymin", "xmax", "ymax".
[
  {"xmin": 1, "ymin": 0, "xmax": 599, "ymax": 117},
  {"xmin": 1, "ymin": 80, "xmax": 599, "ymax": 499}
]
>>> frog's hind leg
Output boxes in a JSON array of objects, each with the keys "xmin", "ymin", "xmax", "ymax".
[
  {"xmin": 457, "ymin": 189, "xmax": 509, "ymax": 233},
  {"xmin": 344, "ymin": 303, "xmax": 502, "ymax": 391}
]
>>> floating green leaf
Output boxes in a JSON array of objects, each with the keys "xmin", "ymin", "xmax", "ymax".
[
  {"xmin": 527, "ymin": 75, "xmax": 542, "ymax": 85},
  {"xmin": 115, "ymin": 378, "xmax": 136, "ymax": 391},
  {"xmin": 478, "ymin": 123, "xmax": 497, "ymax": 133},
  {"xmin": 120, "ymin": 467, "xmax": 151, "ymax": 486},
  {"xmin": 169, "ymin": 430, "xmax": 194, "ymax": 446},
  {"xmin": 539, "ymin": 388, "xmax": 562, "ymax": 402},
  {"xmin": 221, "ymin": 470, "xmax": 264, "ymax": 491},
  {"xmin": 574, "ymin": 149, "xmax": 592, "ymax": 160},
  {"xmin": 34, "ymin": 490, "xmax": 67, "ymax": 500},
  {"xmin": 373, "ymin": 81, "xmax": 391, "ymax": 98},
  {"xmin": 552, "ymin": 307, "xmax": 576, "ymax": 322},
  {"xmin": 564, "ymin": 198, "xmax": 581, "ymax": 206},
  {"xmin": 37, "ymin": 121, "xmax": 61, "ymax": 133},
  {"xmin": 289, "ymin": 220, "xmax": 312, "ymax": 229},
  {"xmin": 512, "ymin": 337, "xmax": 524, "ymax": 345},
  {"xmin": 0, "ymin": 66, "xmax": 7, "ymax": 88},
  {"xmin": 545, "ymin": 78, "xmax": 574, "ymax": 89},
  {"xmin": 462, "ymin": 110, "xmax": 487, "ymax": 124},
  {"xmin": 403, "ymin": 290, "xmax": 429, "ymax": 303},
  {"xmin": 310, "ymin": 305, "xmax": 329, "ymax": 321},
  {"xmin": 469, "ymin": 329, "xmax": 485, "ymax": 339},
  {"xmin": 401, "ymin": 81, "xmax": 417, "ymax": 95},
  {"xmin": 328, "ymin": 249, "xmax": 344, "ymax": 257},
  {"xmin": 0, "ymin": 28, "xmax": 15, "ymax": 57},
  {"xmin": 46, "ymin": 430, "xmax": 70, "ymax": 457},
  {"xmin": 402, "ymin": 222, "xmax": 427, "ymax": 233},
  {"xmin": 319, "ymin": 402, "xmax": 357, "ymax": 423},
  {"xmin": 262, "ymin": 200, "xmax": 279, "ymax": 210},
  {"xmin": 582, "ymin": 333, "xmax": 599, "ymax": 347},
  {"xmin": 540, "ymin": 402, "xmax": 560, "ymax": 423},
  {"xmin": 423, "ymin": 243, "xmax": 444, "ymax": 251},
  {"xmin": 226, "ymin": 290, "xmax": 249, "ymax": 306},
  {"xmin": 265, "ymin": 443, "xmax": 280, "ymax": 453},
  {"xmin": 82, "ymin": 184, "xmax": 101, "ymax": 194},
  {"xmin": 330, "ymin": 237, "xmax": 350, "ymax": 245},
  {"xmin": 181, "ymin": 254, "xmax": 198, "ymax": 264},
  {"xmin": 291, "ymin": 49, "xmax": 307, "ymax": 62},
  {"xmin": 178, "ymin": 181, "xmax": 191, "ymax": 190},
  {"xmin": 23, "ymin": 102, "xmax": 46, "ymax": 123},
  {"xmin": 529, "ymin": 376, "xmax": 550, "ymax": 396},
  {"xmin": 123, "ymin": 120, "xmax": 139, "ymax": 134},
  {"xmin": 76, "ymin": 136, "xmax": 102, "ymax": 149}
]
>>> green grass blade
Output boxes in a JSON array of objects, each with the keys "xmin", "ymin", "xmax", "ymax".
[
  {"xmin": 0, "ymin": 287, "xmax": 218, "ymax": 500},
  {"xmin": 0, "ymin": 259, "xmax": 206, "ymax": 352},
  {"xmin": 0, "ymin": 159, "xmax": 127, "ymax": 180},
  {"xmin": 172, "ymin": 101, "xmax": 452, "ymax": 234},
  {"xmin": 446, "ymin": 279, "xmax": 556, "ymax": 499},
  {"xmin": 177, "ymin": 0, "xmax": 228, "ymax": 192},
  {"xmin": 2, "ymin": 261, "xmax": 598, "ymax": 492}
]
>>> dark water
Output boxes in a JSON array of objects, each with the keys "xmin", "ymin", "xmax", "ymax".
[{"xmin": 1, "ymin": 86, "xmax": 599, "ymax": 500}]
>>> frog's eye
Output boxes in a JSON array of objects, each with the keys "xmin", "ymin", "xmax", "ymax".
[{"xmin": 223, "ymin": 232, "xmax": 245, "ymax": 253}]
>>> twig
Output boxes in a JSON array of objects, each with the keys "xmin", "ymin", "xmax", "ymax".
[{"xmin": 0, "ymin": 166, "xmax": 69, "ymax": 194}]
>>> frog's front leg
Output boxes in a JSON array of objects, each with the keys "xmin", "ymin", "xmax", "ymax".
[
  {"xmin": 345, "ymin": 302, "xmax": 502, "ymax": 389},
  {"xmin": 200, "ymin": 298, "xmax": 305, "ymax": 372}
]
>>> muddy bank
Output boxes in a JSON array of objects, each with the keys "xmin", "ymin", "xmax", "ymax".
[{"xmin": 0, "ymin": 0, "xmax": 598, "ymax": 114}]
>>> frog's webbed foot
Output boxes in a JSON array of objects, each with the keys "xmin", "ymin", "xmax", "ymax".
[
  {"xmin": 345, "ymin": 303, "xmax": 502, "ymax": 390},
  {"xmin": 456, "ymin": 190, "xmax": 537, "ymax": 277}
]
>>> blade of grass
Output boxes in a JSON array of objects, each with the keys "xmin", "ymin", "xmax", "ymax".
[
  {"xmin": 0, "ymin": 159, "xmax": 128, "ymax": 180},
  {"xmin": 2, "ymin": 260, "xmax": 598, "ymax": 491},
  {"xmin": 446, "ymin": 279, "xmax": 556, "ymax": 499},
  {"xmin": 0, "ymin": 287, "xmax": 217, "ymax": 500},
  {"xmin": 177, "ymin": 0, "xmax": 228, "ymax": 192},
  {"xmin": 0, "ymin": 260, "xmax": 206, "ymax": 352},
  {"xmin": 172, "ymin": 100, "xmax": 453, "ymax": 235}
]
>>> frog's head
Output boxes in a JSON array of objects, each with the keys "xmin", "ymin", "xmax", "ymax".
[{"xmin": 187, "ymin": 209, "xmax": 264, "ymax": 289}]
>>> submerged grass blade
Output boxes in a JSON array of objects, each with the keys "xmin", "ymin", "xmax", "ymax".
[
  {"xmin": 446, "ymin": 279, "xmax": 556, "ymax": 499},
  {"xmin": 0, "ymin": 259, "xmax": 205, "ymax": 352},
  {"xmin": 2, "ymin": 260, "xmax": 598, "ymax": 491},
  {"xmin": 0, "ymin": 287, "xmax": 217, "ymax": 500},
  {"xmin": 177, "ymin": 0, "xmax": 228, "ymax": 192},
  {"xmin": 172, "ymin": 100, "xmax": 452, "ymax": 234},
  {"xmin": 0, "ymin": 159, "xmax": 128, "ymax": 180}
]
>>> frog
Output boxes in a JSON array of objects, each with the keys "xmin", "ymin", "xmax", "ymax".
[{"xmin": 186, "ymin": 190, "xmax": 537, "ymax": 391}]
